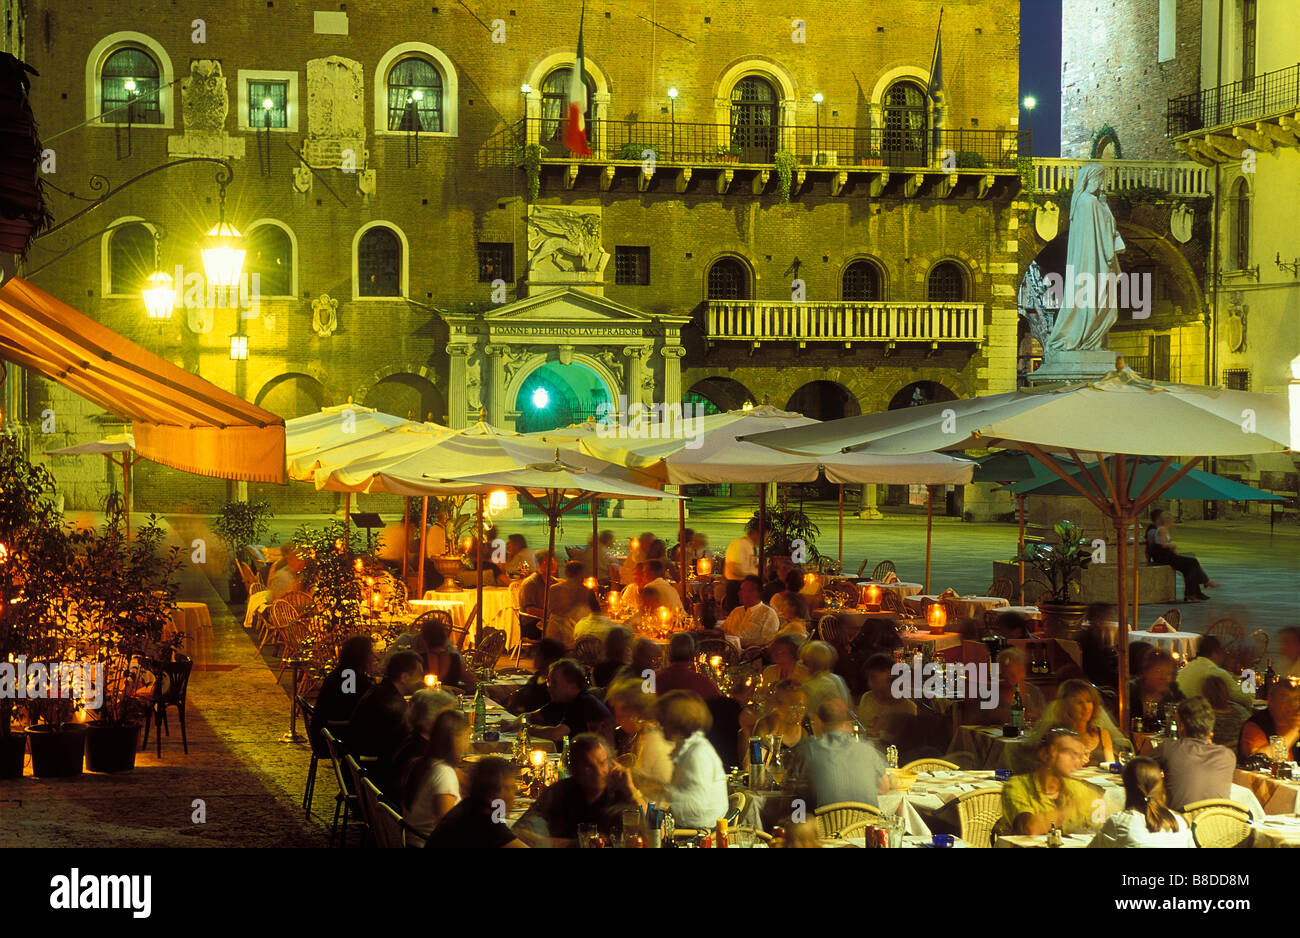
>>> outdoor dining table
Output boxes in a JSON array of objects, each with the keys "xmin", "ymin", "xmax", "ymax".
[
  {"xmin": 856, "ymin": 580, "xmax": 924, "ymax": 599},
  {"xmin": 732, "ymin": 782, "xmax": 932, "ymax": 838},
  {"xmin": 900, "ymin": 630, "xmax": 964, "ymax": 653},
  {"xmin": 905, "ymin": 594, "xmax": 1011, "ymax": 620},
  {"xmin": 421, "ymin": 585, "xmax": 519, "ymax": 649},
  {"xmin": 995, "ymin": 832, "xmax": 1094, "ymax": 848},
  {"xmin": 1233, "ymin": 768, "xmax": 1300, "ymax": 815},
  {"xmin": 1251, "ymin": 816, "xmax": 1300, "ymax": 847},
  {"xmin": 1126, "ymin": 628, "xmax": 1200, "ymax": 660},
  {"xmin": 166, "ymin": 601, "xmax": 213, "ymax": 659},
  {"xmin": 998, "ymin": 605, "xmax": 1042, "ymax": 621}
]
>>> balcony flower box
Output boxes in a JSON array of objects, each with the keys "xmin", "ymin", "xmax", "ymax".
[{"xmin": 858, "ymin": 157, "xmax": 884, "ymax": 167}]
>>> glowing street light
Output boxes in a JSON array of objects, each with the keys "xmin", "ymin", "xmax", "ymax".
[
  {"xmin": 141, "ymin": 270, "xmax": 176, "ymax": 320},
  {"xmin": 531, "ymin": 386, "xmax": 550, "ymax": 410}
]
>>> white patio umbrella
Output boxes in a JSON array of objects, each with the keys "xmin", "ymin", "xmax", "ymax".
[
  {"xmin": 742, "ymin": 369, "xmax": 1292, "ymax": 731},
  {"xmin": 45, "ymin": 432, "xmax": 138, "ymax": 540}
]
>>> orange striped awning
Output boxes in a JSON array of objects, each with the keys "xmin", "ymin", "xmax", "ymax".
[{"xmin": 0, "ymin": 276, "xmax": 285, "ymax": 483}]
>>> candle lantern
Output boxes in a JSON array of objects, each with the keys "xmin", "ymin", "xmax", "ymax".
[
  {"xmin": 583, "ymin": 577, "xmax": 598, "ymax": 591},
  {"xmin": 926, "ymin": 602, "xmax": 947, "ymax": 634},
  {"xmin": 697, "ymin": 556, "xmax": 712, "ymax": 578},
  {"xmin": 865, "ymin": 584, "xmax": 882, "ymax": 609}
]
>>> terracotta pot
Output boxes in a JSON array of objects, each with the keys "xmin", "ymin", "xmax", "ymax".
[
  {"xmin": 0, "ymin": 732, "xmax": 26, "ymax": 779},
  {"xmin": 85, "ymin": 722, "xmax": 141, "ymax": 773},
  {"xmin": 26, "ymin": 724, "xmax": 88, "ymax": 778}
]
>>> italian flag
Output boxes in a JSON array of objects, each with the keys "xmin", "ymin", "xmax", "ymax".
[{"xmin": 563, "ymin": 9, "xmax": 592, "ymax": 156}]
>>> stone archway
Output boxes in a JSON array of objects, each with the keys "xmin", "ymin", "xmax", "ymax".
[
  {"xmin": 786, "ymin": 380, "xmax": 862, "ymax": 420},
  {"xmin": 686, "ymin": 376, "xmax": 753, "ymax": 413},
  {"xmin": 505, "ymin": 352, "xmax": 620, "ymax": 432},
  {"xmin": 364, "ymin": 372, "xmax": 447, "ymax": 423},
  {"xmin": 254, "ymin": 372, "xmax": 325, "ymax": 419}
]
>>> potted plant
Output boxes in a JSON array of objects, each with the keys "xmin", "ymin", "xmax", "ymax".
[
  {"xmin": 0, "ymin": 435, "xmax": 73, "ymax": 778},
  {"xmin": 955, "ymin": 150, "xmax": 987, "ymax": 169},
  {"xmin": 294, "ymin": 521, "xmax": 367, "ymax": 652},
  {"xmin": 212, "ymin": 499, "xmax": 274, "ymax": 605},
  {"xmin": 774, "ymin": 150, "xmax": 796, "ymax": 203},
  {"xmin": 714, "ymin": 144, "xmax": 741, "ymax": 163},
  {"xmin": 749, "ymin": 507, "xmax": 823, "ymax": 567},
  {"xmin": 426, "ymin": 496, "xmax": 477, "ymax": 583},
  {"xmin": 859, "ymin": 149, "xmax": 884, "ymax": 167},
  {"xmin": 1017, "ymin": 520, "xmax": 1093, "ymax": 639},
  {"xmin": 618, "ymin": 142, "xmax": 659, "ymax": 162}
]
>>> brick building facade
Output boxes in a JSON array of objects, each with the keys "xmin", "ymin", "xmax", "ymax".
[{"xmin": 18, "ymin": 0, "xmax": 1026, "ymax": 515}]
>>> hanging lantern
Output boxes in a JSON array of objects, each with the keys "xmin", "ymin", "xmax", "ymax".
[
  {"xmin": 488, "ymin": 489, "xmax": 509, "ymax": 512},
  {"xmin": 202, "ymin": 220, "xmax": 245, "ymax": 289},
  {"xmin": 926, "ymin": 602, "xmax": 947, "ymax": 634},
  {"xmin": 141, "ymin": 269, "xmax": 176, "ymax": 320}
]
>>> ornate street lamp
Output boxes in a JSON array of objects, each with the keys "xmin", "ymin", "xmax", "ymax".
[
  {"xmin": 141, "ymin": 225, "xmax": 175, "ymax": 320},
  {"xmin": 201, "ymin": 164, "xmax": 243, "ymax": 290}
]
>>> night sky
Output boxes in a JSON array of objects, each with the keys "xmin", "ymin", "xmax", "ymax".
[{"xmin": 1020, "ymin": 0, "xmax": 1063, "ymax": 157}]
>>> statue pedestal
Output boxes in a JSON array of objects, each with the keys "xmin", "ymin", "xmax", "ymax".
[{"xmin": 1026, "ymin": 350, "xmax": 1120, "ymax": 385}]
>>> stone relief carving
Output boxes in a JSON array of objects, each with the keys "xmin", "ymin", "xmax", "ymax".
[
  {"xmin": 466, "ymin": 351, "xmax": 483, "ymax": 411},
  {"xmin": 304, "ymin": 56, "xmax": 366, "ymax": 170},
  {"xmin": 311, "ymin": 294, "xmax": 339, "ymax": 338},
  {"xmin": 1170, "ymin": 203, "xmax": 1194, "ymax": 244},
  {"xmin": 595, "ymin": 349, "xmax": 624, "ymax": 386},
  {"xmin": 527, "ymin": 206, "xmax": 610, "ymax": 277},
  {"xmin": 293, "ymin": 163, "xmax": 313, "ymax": 194},
  {"xmin": 168, "ymin": 60, "xmax": 244, "ymax": 159}
]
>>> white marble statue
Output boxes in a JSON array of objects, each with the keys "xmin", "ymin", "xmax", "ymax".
[{"xmin": 1046, "ymin": 162, "xmax": 1126, "ymax": 352}]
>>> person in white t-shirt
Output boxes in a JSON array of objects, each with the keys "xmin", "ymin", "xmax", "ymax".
[
  {"xmin": 641, "ymin": 559, "xmax": 685, "ymax": 615},
  {"xmin": 400, "ymin": 709, "xmax": 471, "ymax": 847},
  {"xmin": 724, "ymin": 522, "xmax": 760, "ymax": 581},
  {"xmin": 721, "ymin": 576, "xmax": 780, "ymax": 648},
  {"xmin": 1088, "ymin": 757, "xmax": 1194, "ymax": 848}
]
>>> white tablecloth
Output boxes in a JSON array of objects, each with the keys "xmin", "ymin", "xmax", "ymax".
[
  {"xmin": 906, "ymin": 594, "xmax": 1010, "ymax": 619},
  {"xmin": 1127, "ymin": 629, "xmax": 1200, "ymax": 660},
  {"xmin": 422, "ymin": 586, "xmax": 519, "ymax": 649},
  {"xmin": 166, "ymin": 601, "xmax": 213, "ymax": 659},
  {"xmin": 857, "ymin": 580, "xmax": 925, "ymax": 599}
]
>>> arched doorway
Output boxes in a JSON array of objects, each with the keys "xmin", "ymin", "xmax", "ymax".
[
  {"xmin": 730, "ymin": 75, "xmax": 778, "ymax": 163},
  {"xmin": 514, "ymin": 361, "xmax": 613, "ymax": 434},
  {"xmin": 255, "ymin": 373, "xmax": 324, "ymax": 419},
  {"xmin": 786, "ymin": 380, "xmax": 861, "ymax": 420},
  {"xmin": 886, "ymin": 380, "xmax": 960, "ymax": 512},
  {"xmin": 364, "ymin": 373, "xmax": 446, "ymax": 423},
  {"xmin": 686, "ymin": 376, "xmax": 752, "ymax": 413}
]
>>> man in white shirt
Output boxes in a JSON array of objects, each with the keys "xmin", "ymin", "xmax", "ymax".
[
  {"xmin": 721, "ymin": 576, "xmax": 780, "ymax": 648},
  {"xmin": 1176, "ymin": 635, "xmax": 1253, "ymax": 708},
  {"xmin": 620, "ymin": 562, "xmax": 649, "ymax": 615},
  {"xmin": 724, "ymin": 522, "xmax": 760, "ymax": 581},
  {"xmin": 641, "ymin": 559, "xmax": 685, "ymax": 615}
]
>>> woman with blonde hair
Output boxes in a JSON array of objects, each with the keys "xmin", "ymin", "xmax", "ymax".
[
  {"xmin": 604, "ymin": 677, "xmax": 673, "ymax": 800},
  {"xmin": 743, "ymin": 679, "xmax": 813, "ymax": 770},
  {"xmin": 1088, "ymin": 756, "xmax": 1192, "ymax": 847},
  {"xmin": 1016, "ymin": 679, "xmax": 1128, "ymax": 773},
  {"xmin": 657, "ymin": 690, "xmax": 728, "ymax": 830}
]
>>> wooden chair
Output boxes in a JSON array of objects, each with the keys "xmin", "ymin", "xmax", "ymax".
[
  {"xmin": 1187, "ymin": 800, "xmax": 1253, "ymax": 848},
  {"xmin": 261, "ymin": 592, "xmax": 314, "ymax": 652},
  {"xmin": 412, "ymin": 608, "xmax": 454, "ymax": 634},
  {"xmin": 696, "ymin": 637, "xmax": 739, "ymax": 668},
  {"xmin": 140, "ymin": 654, "xmax": 194, "ymax": 757},
  {"xmin": 364, "ymin": 778, "xmax": 407, "ymax": 848},
  {"xmin": 727, "ymin": 789, "xmax": 746, "ymax": 824},
  {"xmin": 1159, "ymin": 608, "xmax": 1181, "ymax": 630},
  {"xmin": 855, "ymin": 559, "xmax": 872, "ymax": 579},
  {"xmin": 466, "ymin": 626, "xmax": 507, "ymax": 672},
  {"xmin": 814, "ymin": 802, "xmax": 882, "ymax": 839},
  {"xmin": 901, "ymin": 757, "xmax": 960, "ymax": 774},
  {"xmin": 954, "ymin": 788, "xmax": 1003, "ymax": 849},
  {"xmin": 987, "ymin": 578, "xmax": 1015, "ymax": 601},
  {"xmin": 879, "ymin": 590, "xmax": 912, "ymax": 619},
  {"xmin": 870, "ymin": 561, "xmax": 897, "ymax": 582},
  {"xmin": 573, "ymin": 635, "xmax": 604, "ymax": 669},
  {"xmin": 817, "ymin": 614, "xmax": 847, "ymax": 649}
]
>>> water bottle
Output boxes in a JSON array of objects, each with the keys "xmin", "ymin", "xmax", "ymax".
[
  {"xmin": 473, "ymin": 683, "xmax": 487, "ymax": 740},
  {"xmin": 1011, "ymin": 684, "xmax": 1025, "ymax": 731}
]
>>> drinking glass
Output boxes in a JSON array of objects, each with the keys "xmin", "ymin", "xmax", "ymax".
[
  {"xmin": 1271, "ymin": 735, "xmax": 1288, "ymax": 763},
  {"xmin": 733, "ymin": 827, "xmax": 756, "ymax": 848},
  {"xmin": 577, "ymin": 823, "xmax": 599, "ymax": 848}
]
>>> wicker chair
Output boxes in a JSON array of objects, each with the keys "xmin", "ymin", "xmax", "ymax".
[
  {"xmin": 901, "ymin": 757, "xmax": 960, "ymax": 774},
  {"xmin": 1207, "ymin": 618, "xmax": 1259, "ymax": 672},
  {"xmin": 261, "ymin": 590, "xmax": 315, "ymax": 652},
  {"xmin": 835, "ymin": 819, "xmax": 877, "ymax": 841},
  {"xmin": 954, "ymin": 788, "xmax": 1003, "ymax": 848},
  {"xmin": 573, "ymin": 635, "xmax": 604, "ymax": 669},
  {"xmin": 870, "ymin": 561, "xmax": 897, "ymax": 582},
  {"xmin": 696, "ymin": 637, "xmax": 739, "ymax": 668},
  {"xmin": 817, "ymin": 614, "xmax": 847, "ymax": 649},
  {"xmin": 1160, "ymin": 608, "xmax": 1181, "ymax": 630},
  {"xmin": 411, "ymin": 608, "xmax": 454, "ymax": 633},
  {"xmin": 987, "ymin": 578, "xmax": 1015, "ymax": 601},
  {"xmin": 814, "ymin": 802, "xmax": 883, "ymax": 839},
  {"xmin": 466, "ymin": 626, "xmax": 507, "ymax": 672},
  {"xmin": 1241, "ymin": 630, "xmax": 1270, "ymax": 672},
  {"xmin": 730, "ymin": 826, "xmax": 773, "ymax": 845},
  {"xmin": 727, "ymin": 790, "xmax": 746, "ymax": 824},
  {"xmin": 1187, "ymin": 800, "xmax": 1253, "ymax": 848}
]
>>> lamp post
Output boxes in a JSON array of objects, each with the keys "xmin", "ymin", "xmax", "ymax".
[
  {"xmin": 1022, "ymin": 95, "xmax": 1036, "ymax": 159},
  {"xmin": 121, "ymin": 78, "xmax": 138, "ymax": 159},
  {"xmin": 520, "ymin": 83, "xmax": 532, "ymax": 142},
  {"xmin": 668, "ymin": 87, "xmax": 678, "ymax": 161},
  {"xmin": 813, "ymin": 93, "xmax": 824, "ymax": 164}
]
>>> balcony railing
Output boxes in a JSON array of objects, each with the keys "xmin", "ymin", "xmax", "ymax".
[
  {"xmin": 704, "ymin": 300, "xmax": 984, "ymax": 345},
  {"xmin": 488, "ymin": 118, "xmax": 1025, "ymax": 170},
  {"xmin": 1167, "ymin": 61, "xmax": 1300, "ymax": 136},
  {"xmin": 1031, "ymin": 158, "xmax": 1211, "ymax": 197}
]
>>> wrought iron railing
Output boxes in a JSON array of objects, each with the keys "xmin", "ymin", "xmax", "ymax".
[
  {"xmin": 1166, "ymin": 61, "xmax": 1300, "ymax": 136},
  {"xmin": 703, "ymin": 300, "xmax": 985, "ymax": 343},
  {"xmin": 485, "ymin": 118, "xmax": 1025, "ymax": 170}
]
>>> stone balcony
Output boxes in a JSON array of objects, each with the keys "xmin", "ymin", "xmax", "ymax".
[
  {"xmin": 701, "ymin": 299, "xmax": 984, "ymax": 350},
  {"xmin": 1031, "ymin": 158, "xmax": 1212, "ymax": 197},
  {"xmin": 1166, "ymin": 62, "xmax": 1300, "ymax": 164}
]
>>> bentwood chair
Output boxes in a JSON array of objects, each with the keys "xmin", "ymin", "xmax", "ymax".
[
  {"xmin": 727, "ymin": 790, "xmax": 746, "ymax": 825},
  {"xmin": 364, "ymin": 778, "xmax": 407, "ymax": 848},
  {"xmin": 695, "ymin": 637, "xmax": 739, "ymax": 668},
  {"xmin": 855, "ymin": 559, "xmax": 872, "ymax": 579},
  {"xmin": 900, "ymin": 757, "xmax": 960, "ymax": 774},
  {"xmin": 814, "ymin": 802, "xmax": 882, "ymax": 839},
  {"xmin": 987, "ymin": 578, "xmax": 1015, "ymax": 601},
  {"xmin": 1188, "ymin": 801, "xmax": 1253, "ymax": 848},
  {"xmin": 955, "ymin": 788, "xmax": 1003, "ymax": 848},
  {"xmin": 140, "ymin": 654, "xmax": 194, "ymax": 757},
  {"xmin": 573, "ymin": 636, "xmax": 604, "ymax": 670},
  {"xmin": 870, "ymin": 561, "xmax": 897, "ymax": 582},
  {"xmin": 467, "ymin": 626, "xmax": 507, "ymax": 672},
  {"xmin": 1159, "ymin": 608, "xmax": 1182, "ymax": 630}
]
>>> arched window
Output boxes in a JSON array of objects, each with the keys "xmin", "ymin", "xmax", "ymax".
[
  {"xmin": 108, "ymin": 222, "xmax": 154, "ymax": 295},
  {"xmin": 842, "ymin": 261, "xmax": 883, "ymax": 301},
  {"xmin": 1234, "ymin": 179, "xmax": 1250, "ymax": 270},
  {"xmin": 386, "ymin": 57, "xmax": 443, "ymax": 132},
  {"xmin": 730, "ymin": 76, "xmax": 778, "ymax": 162},
  {"xmin": 707, "ymin": 258, "xmax": 749, "ymax": 300},
  {"xmin": 882, "ymin": 80, "xmax": 927, "ymax": 166},
  {"xmin": 101, "ymin": 47, "xmax": 162, "ymax": 124},
  {"xmin": 357, "ymin": 227, "xmax": 402, "ymax": 297},
  {"xmin": 541, "ymin": 67, "xmax": 595, "ymax": 147},
  {"xmin": 927, "ymin": 262, "xmax": 967, "ymax": 302},
  {"xmin": 246, "ymin": 224, "xmax": 294, "ymax": 297}
]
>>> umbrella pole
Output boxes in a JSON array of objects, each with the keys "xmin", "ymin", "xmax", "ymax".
[
  {"xmin": 124, "ymin": 454, "xmax": 133, "ymax": 544},
  {"xmin": 678, "ymin": 496, "xmax": 687, "ymax": 602},
  {"xmin": 475, "ymin": 493, "xmax": 484, "ymax": 647},
  {"xmin": 1017, "ymin": 494, "xmax": 1026, "ymax": 605},
  {"xmin": 401, "ymin": 497, "xmax": 410, "ymax": 584},
  {"xmin": 417, "ymin": 496, "xmax": 429, "ymax": 598},
  {"xmin": 1132, "ymin": 517, "xmax": 1141, "ymax": 630},
  {"xmin": 344, "ymin": 492, "xmax": 351, "ymax": 551},
  {"xmin": 542, "ymin": 491, "xmax": 557, "ymax": 633},
  {"xmin": 1114, "ymin": 512, "xmax": 1130, "ymax": 735},
  {"xmin": 758, "ymin": 484, "xmax": 767, "ymax": 581},
  {"xmin": 924, "ymin": 486, "xmax": 934, "ymax": 594},
  {"xmin": 591, "ymin": 495, "xmax": 599, "ymax": 581},
  {"xmin": 837, "ymin": 485, "xmax": 844, "ymax": 574}
]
